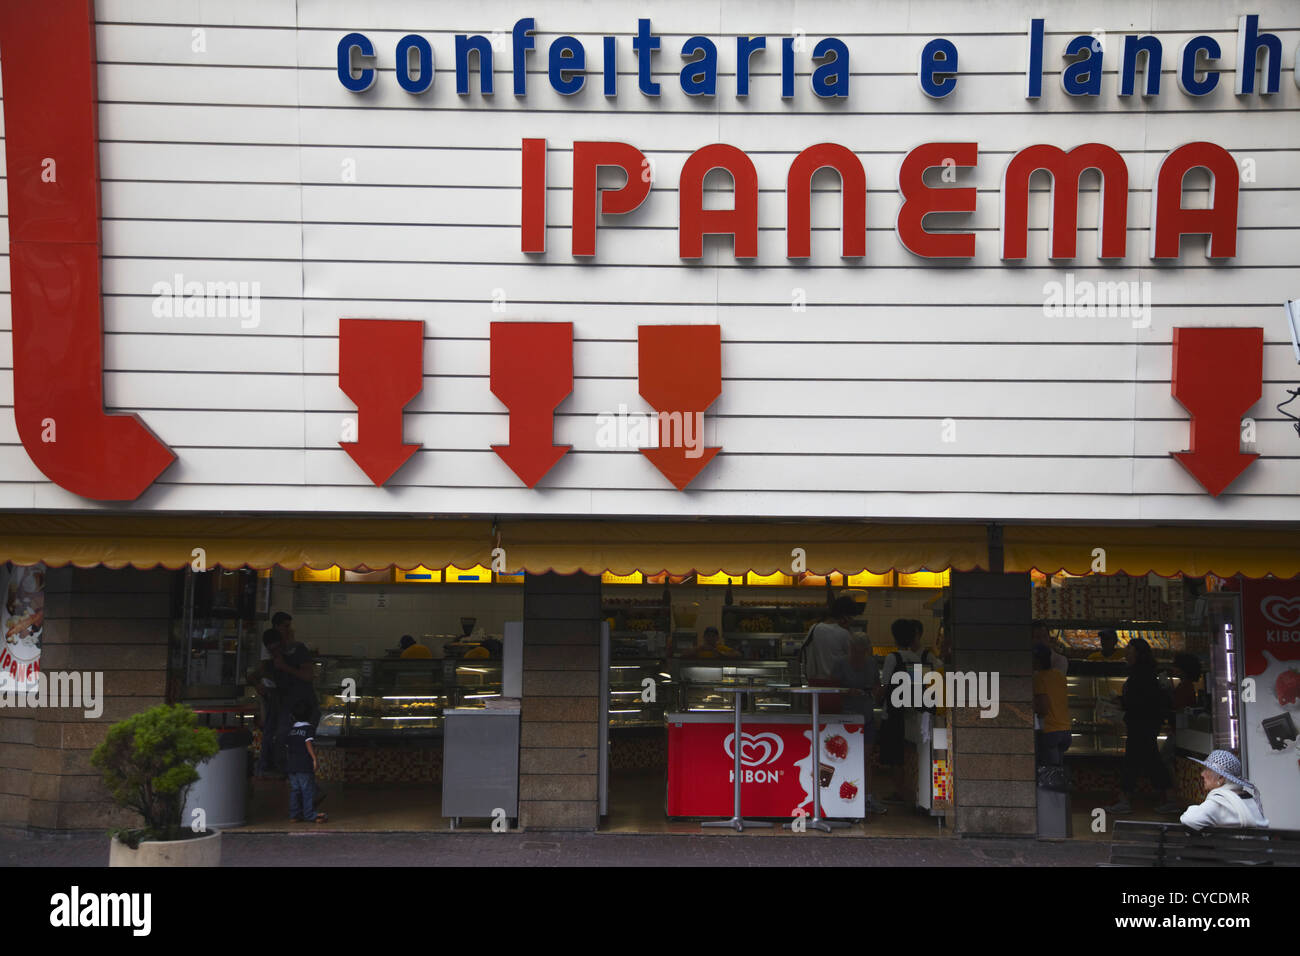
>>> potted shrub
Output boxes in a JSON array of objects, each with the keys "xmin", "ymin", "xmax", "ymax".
[{"xmin": 91, "ymin": 703, "xmax": 222, "ymax": 866}]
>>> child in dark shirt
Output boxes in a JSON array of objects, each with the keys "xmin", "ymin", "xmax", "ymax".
[{"xmin": 284, "ymin": 699, "xmax": 328, "ymax": 823}]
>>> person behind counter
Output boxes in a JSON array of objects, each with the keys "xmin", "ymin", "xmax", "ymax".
[
  {"xmin": 1031, "ymin": 620, "xmax": 1070, "ymax": 674},
  {"xmin": 696, "ymin": 626, "xmax": 740, "ymax": 659},
  {"xmin": 1105, "ymin": 637, "xmax": 1180, "ymax": 815},
  {"xmin": 1180, "ymin": 750, "xmax": 1268, "ymax": 830},
  {"xmin": 1032, "ymin": 644, "xmax": 1071, "ymax": 765},
  {"xmin": 399, "ymin": 634, "xmax": 433, "ymax": 659},
  {"xmin": 1087, "ymin": 629, "xmax": 1125, "ymax": 662}
]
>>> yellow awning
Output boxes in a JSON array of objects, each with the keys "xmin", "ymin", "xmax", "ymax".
[
  {"xmin": 1002, "ymin": 525, "xmax": 1300, "ymax": 578},
  {"xmin": 493, "ymin": 520, "xmax": 984, "ymax": 576},
  {"xmin": 0, "ymin": 515, "xmax": 492, "ymax": 571},
  {"xmin": 0, "ymin": 515, "xmax": 983, "ymax": 575},
  {"xmin": 1, "ymin": 515, "xmax": 1295, "ymax": 579}
]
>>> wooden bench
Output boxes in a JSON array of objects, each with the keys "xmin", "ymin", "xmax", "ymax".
[{"xmin": 1106, "ymin": 820, "xmax": 1300, "ymax": 866}]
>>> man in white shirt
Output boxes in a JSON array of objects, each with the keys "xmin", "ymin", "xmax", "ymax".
[
  {"xmin": 1179, "ymin": 749, "xmax": 1269, "ymax": 830},
  {"xmin": 804, "ymin": 594, "xmax": 860, "ymax": 683}
]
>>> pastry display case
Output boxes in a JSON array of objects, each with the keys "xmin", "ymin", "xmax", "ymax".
[
  {"xmin": 315, "ymin": 656, "xmax": 503, "ymax": 737},
  {"xmin": 672, "ymin": 660, "xmax": 794, "ymax": 713},
  {"xmin": 607, "ymin": 659, "xmax": 671, "ymax": 729},
  {"xmin": 1065, "ymin": 666, "xmax": 1129, "ymax": 755}
]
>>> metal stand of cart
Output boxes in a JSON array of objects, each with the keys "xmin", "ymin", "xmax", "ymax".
[
  {"xmin": 784, "ymin": 685, "xmax": 852, "ymax": 832},
  {"xmin": 701, "ymin": 685, "xmax": 772, "ymax": 832}
]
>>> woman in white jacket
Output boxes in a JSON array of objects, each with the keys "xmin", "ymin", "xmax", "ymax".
[{"xmin": 1179, "ymin": 750, "xmax": 1269, "ymax": 830}]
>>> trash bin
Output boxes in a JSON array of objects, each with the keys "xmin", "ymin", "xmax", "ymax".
[
  {"xmin": 184, "ymin": 728, "xmax": 252, "ymax": 830},
  {"xmin": 1035, "ymin": 764, "xmax": 1072, "ymax": 840}
]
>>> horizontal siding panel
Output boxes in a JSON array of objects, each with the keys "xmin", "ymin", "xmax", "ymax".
[
  {"xmin": 283, "ymin": 260, "xmax": 1300, "ymax": 305},
  {"xmin": 3, "ymin": 412, "xmax": 1295, "ymax": 459},
  {"xmin": 76, "ymin": 373, "xmax": 1300, "ymax": 422},
  {"xmin": 87, "ymin": 335, "xmax": 1300, "ymax": 384},
  {"xmin": 9, "ymin": 484, "xmax": 1300, "ymax": 520},
  {"xmin": 97, "ymin": 0, "xmax": 298, "ymax": 27},
  {"xmin": 288, "ymin": 0, "xmax": 1292, "ymax": 34},
  {"xmin": 96, "ymin": 23, "xmax": 299, "ymax": 66},
  {"xmin": 2, "ymin": 444, "xmax": 1296, "ymax": 495},
  {"xmin": 102, "ymin": 183, "xmax": 304, "ymax": 220},
  {"xmin": 63, "ymin": 300, "xmax": 1300, "ymax": 343}
]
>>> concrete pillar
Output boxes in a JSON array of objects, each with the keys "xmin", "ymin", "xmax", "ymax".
[
  {"xmin": 948, "ymin": 570, "xmax": 1036, "ymax": 836},
  {"xmin": 518, "ymin": 572, "xmax": 602, "ymax": 830}
]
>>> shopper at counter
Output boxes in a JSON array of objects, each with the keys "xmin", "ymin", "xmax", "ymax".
[
  {"xmin": 272, "ymin": 613, "xmax": 320, "ymax": 733},
  {"xmin": 1105, "ymin": 638, "xmax": 1180, "ymax": 815},
  {"xmin": 1032, "ymin": 644, "xmax": 1071, "ymax": 765},
  {"xmin": 1180, "ymin": 750, "xmax": 1269, "ymax": 830},
  {"xmin": 399, "ymin": 634, "xmax": 433, "ymax": 659},
  {"xmin": 802, "ymin": 594, "xmax": 860, "ymax": 714},
  {"xmin": 879, "ymin": 619, "xmax": 931, "ymax": 802},
  {"xmin": 1031, "ymin": 620, "xmax": 1069, "ymax": 673}
]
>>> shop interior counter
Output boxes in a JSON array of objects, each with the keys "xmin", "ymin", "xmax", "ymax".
[{"xmin": 443, "ymin": 705, "xmax": 521, "ymax": 827}]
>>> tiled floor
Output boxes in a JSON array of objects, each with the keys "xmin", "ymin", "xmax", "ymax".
[
  {"xmin": 238, "ymin": 770, "xmax": 953, "ymax": 837},
  {"xmin": 234, "ymin": 772, "xmax": 1187, "ymax": 839}
]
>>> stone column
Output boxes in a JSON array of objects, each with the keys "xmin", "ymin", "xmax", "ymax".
[
  {"xmin": 518, "ymin": 572, "xmax": 602, "ymax": 830},
  {"xmin": 25, "ymin": 567, "xmax": 170, "ymax": 831},
  {"xmin": 948, "ymin": 570, "xmax": 1036, "ymax": 836}
]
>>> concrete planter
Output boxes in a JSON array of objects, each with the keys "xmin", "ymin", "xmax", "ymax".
[{"xmin": 109, "ymin": 829, "xmax": 222, "ymax": 867}]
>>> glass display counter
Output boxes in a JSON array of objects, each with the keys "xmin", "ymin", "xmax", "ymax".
[
  {"xmin": 1065, "ymin": 665, "xmax": 1128, "ymax": 755},
  {"xmin": 608, "ymin": 658, "xmax": 671, "ymax": 729},
  {"xmin": 315, "ymin": 656, "xmax": 503, "ymax": 737},
  {"xmin": 672, "ymin": 660, "xmax": 794, "ymax": 713},
  {"xmin": 1065, "ymin": 662, "xmax": 1202, "ymax": 756}
]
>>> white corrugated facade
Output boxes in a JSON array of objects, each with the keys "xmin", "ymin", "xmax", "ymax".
[{"xmin": 1, "ymin": 0, "xmax": 1297, "ymax": 521}]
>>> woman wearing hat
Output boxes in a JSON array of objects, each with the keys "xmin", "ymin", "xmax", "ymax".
[{"xmin": 1180, "ymin": 750, "xmax": 1269, "ymax": 830}]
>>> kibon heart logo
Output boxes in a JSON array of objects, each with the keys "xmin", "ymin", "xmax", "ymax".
[
  {"xmin": 1261, "ymin": 596, "xmax": 1300, "ymax": 629},
  {"xmin": 724, "ymin": 732, "xmax": 785, "ymax": 767}
]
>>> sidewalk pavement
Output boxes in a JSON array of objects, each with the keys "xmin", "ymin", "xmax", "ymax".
[{"xmin": 4, "ymin": 830, "xmax": 1108, "ymax": 867}]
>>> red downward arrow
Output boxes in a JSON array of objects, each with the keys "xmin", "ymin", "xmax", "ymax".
[
  {"xmin": 338, "ymin": 319, "xmax": 424, "ymax": 486},
  {"xmin": 490, "ymin": 322, "xmax": 573, "ymax": 487},
  {"xmin": 1170, "ymin": 327, "xmax": 1263, "ymax": 497},
  {"xmin": 639, "ymin": 325, "xmax": 723, "ymax": 490}
]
